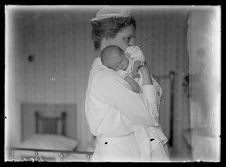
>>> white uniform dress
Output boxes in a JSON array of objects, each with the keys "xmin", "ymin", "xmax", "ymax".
[{"xmin": 85, "ymin": 57, "xmax": 169, "ymax": 162}]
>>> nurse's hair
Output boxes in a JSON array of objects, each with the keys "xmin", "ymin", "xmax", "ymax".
[
  {"xmin": 91, "ymin": 17, "xmax": 136, "ymax": 50},
  {"xmin": 100, "ymin": 45, "xmax": 124, "ymax": 70}
]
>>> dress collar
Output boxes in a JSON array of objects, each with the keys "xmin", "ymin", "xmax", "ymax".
[{"xmin": 92, "ymin": 57, "xmax": 109, "ymax": 70}]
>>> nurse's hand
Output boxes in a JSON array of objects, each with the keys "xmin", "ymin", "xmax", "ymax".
[{"xmin": 139, "ymin": 63, "xmax": 153, "ymax": 85}]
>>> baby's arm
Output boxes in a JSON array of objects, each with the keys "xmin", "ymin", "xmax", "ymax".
[
  {"xmin": 124, "ymin": 76, "xmax": 141, "ymax": 93},
  {"xmin": 131, "ymin": 60, "xmax": 142, "ymax": 79},
  {"xmin": 125, "ymin": 46, "xmax": 145, "ymax": 79}
]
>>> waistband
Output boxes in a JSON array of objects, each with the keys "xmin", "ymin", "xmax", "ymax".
[{"xmin": 97, "ymin": 133, "xmax": 135, "ymax": 144}]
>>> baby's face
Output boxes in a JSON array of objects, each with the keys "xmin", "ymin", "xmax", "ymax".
[{"xmin": 111, "ymin": 52, "xmax": 129, "ymax": 71}]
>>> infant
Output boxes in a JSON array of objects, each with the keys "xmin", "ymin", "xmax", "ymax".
[{"xmin": 100, "ymin": 45, "xmax": 145, "ymax": 93}]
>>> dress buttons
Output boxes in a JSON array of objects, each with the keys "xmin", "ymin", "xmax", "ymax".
[
  {"xmin": 104, "ymin": 142, "xmax": 108, "ymax": 144},
  {"xmin": 150, "ymin": 138, "xmax": 155, "ymax": 141}
]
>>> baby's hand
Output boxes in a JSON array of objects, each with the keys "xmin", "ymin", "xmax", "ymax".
[
  {"xmin": 131, "ymin": 61, "xmax": 142, "ymax": 79},
  {"xmin": 131, "ymin": 72, "xmax": 140, "ymax": 79}
]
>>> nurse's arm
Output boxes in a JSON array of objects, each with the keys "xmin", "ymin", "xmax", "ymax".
[{"xmin": 97, "ymin": 72, "xmax": 158, "ymax": 127}]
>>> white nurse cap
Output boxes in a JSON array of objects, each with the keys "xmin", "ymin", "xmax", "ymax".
[{"xmin": 91, "ymin": 5, "xmax": 131, "ymax": 21}]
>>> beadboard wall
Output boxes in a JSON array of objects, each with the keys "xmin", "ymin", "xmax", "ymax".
[{"xmin": 6, "ymin": 6, "xmax": 191, "ymax": 159}]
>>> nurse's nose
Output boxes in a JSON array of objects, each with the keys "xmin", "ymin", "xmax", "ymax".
[
  {"xmin": 129, "ymin": 39, "xmax": 135, "ymax": 46},
  {"xmin": 128, "ymin": 42, "xmax": 134, "ymax": 46}
]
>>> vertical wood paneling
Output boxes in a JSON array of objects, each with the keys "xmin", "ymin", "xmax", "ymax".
[
  {"xmin": 76, "ymin": 17, "xmax": 82, "ymax": 144},
  {"xmin": 11, "ymin": 8, "xmax": 189, "ymax": 155},
  {"xmin": 42, "ymin": 16, "xmax": 48, "ymax": 103},
  {"xmin": 6, "ymin": 11, "xmax": 24, "ymax": 147},
  {"xmin": 65, "ymin": 18, "xmax": 73, "ymax": 103},
  {"xmin": 33, "ymin": 14, "xmax": 39, "ymax": 105},
  {"xmin": 39, "ymin": 15, "xmax": 45, "ymax": 103}
]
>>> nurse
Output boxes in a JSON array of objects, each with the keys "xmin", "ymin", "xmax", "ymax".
[{"xmin": 85, "ymin": 6, "xmax": 169, "ymax": 162}]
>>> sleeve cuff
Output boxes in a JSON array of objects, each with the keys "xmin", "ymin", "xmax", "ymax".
[
  {"xmin": 117, "ymin": 70, "xmax": 130, "ymax": 78},
  {"xmin": 142, "ymin": 84, "xmax": 159, "ymax": 104}
]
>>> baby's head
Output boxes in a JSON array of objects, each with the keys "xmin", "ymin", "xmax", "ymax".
[{"xmin": 101, "ymin": 45, "xmax": 129, "ymax": 71}]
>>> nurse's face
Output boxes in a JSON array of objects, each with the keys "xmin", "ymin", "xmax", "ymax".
[{"xmin": 105, "ymin": 25, "xmax": 136, "ymax": 51}]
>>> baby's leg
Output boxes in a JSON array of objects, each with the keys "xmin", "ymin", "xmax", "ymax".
[{"xmin": 152, "ymin": 143, "xmax": 170, "ymax": 162}]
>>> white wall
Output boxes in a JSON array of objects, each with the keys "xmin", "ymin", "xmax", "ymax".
[
  {"xmin": 188, "ymin": 6, "xmax": 220, "ymax": 161},
  {"xmin": 5, "ymin": 6, "xmax": 99, "ymax": 150},
  {"xmin": 6, "ymin": 6, "xmax": 195, "ymax": 160},
  {"xmin": 5, "ymin": 8, "xmax": 23, "ymax": 148}
]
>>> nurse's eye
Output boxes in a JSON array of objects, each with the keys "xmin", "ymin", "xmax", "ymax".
[
  {"xmin": 127, "ymin": 36, "xmax": 135, "ymax": 45},
  {"xmin": 127, "ymin": 37, "xmax": 131, "ymax": 42},
  {"xmin": 123, "ymin": 36, "xmax": 131, "ymax": 43}
]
